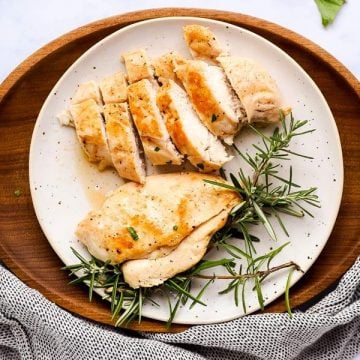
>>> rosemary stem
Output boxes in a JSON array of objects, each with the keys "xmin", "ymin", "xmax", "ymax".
[{"xmin": 190, "ymin": 261, "xmax": 302, "ymax": 281}]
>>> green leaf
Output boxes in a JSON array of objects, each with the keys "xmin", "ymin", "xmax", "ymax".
[
  {"xmin": 252, "ymin": 201, "xmax": 277, "ymax": 241},
  {"xmin": 314, "ymin": 0, "xmax": 345, "ymax": 27},
  {"xmin": 285, "ymin": 267, "xmax": 295, "ymax": 318},
  {"xmin": 166, "ymin": 280, "xmax": 207, "ymax": 306},
  {"xmin": 189, "ymin": 279, "xmax": 214, "ymax": 309},
  {"xmin": 203, "ymin": 179, "xmax": 241, "ymax": 192},
  {"xmin": 255, "ymin": 276, "xmax": 264, "ymax": 310}
]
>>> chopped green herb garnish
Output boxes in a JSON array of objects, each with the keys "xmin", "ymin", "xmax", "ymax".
[
  {"xmin": 127, "ymin": 227, "xmax": 139, "ymax": 240},
  {"xmin": 154, "ymin": 146, "xmax": 160, "ymax": 152},
  {"xmin": 14, "ymin": 189, "xmax": 22, "ymax": 197},
  {"xmin": 211, "ymin": 114, "xmax": 218, "ymax": 122},
  {"xmin": 197, "ymin": 163, "xmax": 204, "ymax": 170},
  {"xmin": 173, "ymin": 225, "xmax": 178, "ymax": 231}
]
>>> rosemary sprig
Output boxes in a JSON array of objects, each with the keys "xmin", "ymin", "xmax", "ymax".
[
  {"xmin": 63, "ymin": 112, "xmax": 319, "ymax": 327},
  {"xmin": 202, "ymin": 112, "xmax": 319, "ymax": 311},
  {"xmin": 63, "ymin": 248, "xmax": 152, "ymax": 327},
  {"xmin": 204, "ymin": 112, "xmax": 319, "ymax": 242}
]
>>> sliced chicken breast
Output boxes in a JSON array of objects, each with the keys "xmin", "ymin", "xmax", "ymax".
[
  {"xmin": 127, "ymin": 79, "xmax": 183, "ymax": 165},
  {"xmin": 218, "ymin": 56, "xmax": 290, "ymax": 124},
  {"xmin": 122, "ymin": 49, "xmax": 155, "ymax": 84},
  {"xmin": 70, "ymin": 99, "xmax": 112, "ymax": 170},
  {"xmin": 103, "ymin": 103, "xmax": 146, "ymax": 183},
  {"xmin": 123, "ymin": 210, "xmax": 227, "ymax": 288},
  {"xmin": 76, "ymin": 172, "xmax": 240, "ymax": 264},
  {"xmin": 183, "ymin": 25, "xmax": 227, "ymax": 62},
  {"xmin": 175, "ymin": 60, "xmax": 245, "ymax": 144},
  {"xmin": 153, "ymin": 51, "xmax": 186, "ymax": 86},
  {"xmin": 99, "ymin": 72, "xmax": 128, "ymax": 104},
  {"xmin": 157, "ymin": 80, "xmax": 232, "ymax": 172},
  {"xmin": 57, "ymin": 109, "xmax": 74, "ymax": 127},
  {"xmin": 71, "ymin": 81, "xmax": 102, "ymax": 105}
]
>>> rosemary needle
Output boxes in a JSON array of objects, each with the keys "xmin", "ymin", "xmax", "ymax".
[{"xmin": 285, "ymin": 267, "xmax": 295, "ymax": 318}]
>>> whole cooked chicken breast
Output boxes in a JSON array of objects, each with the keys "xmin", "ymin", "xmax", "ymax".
[
  {"xmin": 183, "ymin": 25, "xmax": 227, "ymax": 61},
  {"xmin": 122, "ymin": 209, "xmax": 228, "ymax": 288},
  {"xmin": 122, "ymin": 49, "xmax": 155, "ymax": 84},
  {"xmin": 103, "ymin": 103, "xmax": 146, "ymax": 183},
  {"xmin": 217, "ymin": 56, "xmax": 290, "ymax": 124},
  {"xmin": 70, "ymin": 98, "xmax": 112, "ymax": 170},
  {"xmin": 127, "ymin": 79, "xmax": 183, "ymax": 165},
  {"xmin": 157, "ymin": 80, "xmax": 232, "ymax": 172},
  {"xmin": 175, "ymin": 60, "xmax": 244, "ymax": 144},
  {"xmin": 99, "ymin": 72, "xmax": 128, "ymax": 104},
  {"xmin": 71, "ymin": 81, "xmax": 102, "ymax": 105},
  {"xmin": 76, "ymin": 172, "xmax": 240, "ymax": 264}
]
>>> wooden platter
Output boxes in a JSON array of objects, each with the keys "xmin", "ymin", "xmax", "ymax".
[{"xmin": 0, "ymin": 8, "xmax": 359, "ymax": 333}]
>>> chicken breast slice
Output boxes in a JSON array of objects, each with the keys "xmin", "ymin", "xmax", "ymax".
[
  {"xmin": 183, "ymin": 25, "xmax": 227, "ymax": 62},
  {"xmin": 99, "ymin": 72, "xmax": 128, "ymax": 104},
  {"xmin": 103, "ymin": 103, "xmax": 146, "ymax": 183},
  {"xmin": 218, "ymin": 56, "xmax": 290, "ymax": 124},
  {"xmin": 71, "ymin": 81, "xmax": 102, "ymax": 105},
  {"xmin": 153, "ymin": 51, "xmax": 186, "ymax": 86},
  {"xmin": 127, "ymin": 79, "xmax": 183, "ymax": 165},
  {"xmin": 57, "ymin": 109, "xmax": 74, "ymax": 127},
  {"xmin": 175, "ymin": 60, "xmax": 245, "ymax": 145},
  {"xmin": 76, "ymin": 172, "xmax": 240, "ymax": 264},
  {"xmin": 122, "ymin": 49, "xmax": 155, "ymax": 84},
  {"xmin": 157, "ymin": 80, "xmax": 232, "ymax": 172},
  {"xmin": 70, "ymin": 99, "xmax": 112, "ymax": 170},
  {"xmin": 122, "ymin": 210, "xmax": 227, "ymax": 288}
]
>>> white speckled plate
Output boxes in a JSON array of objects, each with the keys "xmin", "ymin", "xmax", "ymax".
[{"xmin": 29, "ymin": 17, "xmax": 343, "ymax": 325}]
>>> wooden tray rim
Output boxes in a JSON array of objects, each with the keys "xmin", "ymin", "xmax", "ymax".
[{"xmin": 0, "ymin": 8, "xmax": 359, "ymax": 333}]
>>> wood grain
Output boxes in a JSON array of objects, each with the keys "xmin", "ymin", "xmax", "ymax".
[{"xmin": 0, "ymin": 8, "xmax": 359, "ymax": 333}]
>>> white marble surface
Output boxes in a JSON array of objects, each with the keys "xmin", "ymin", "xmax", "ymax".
[{"xmin": 0, "ymin": 0, "xmax": 360, "ymax": 83}]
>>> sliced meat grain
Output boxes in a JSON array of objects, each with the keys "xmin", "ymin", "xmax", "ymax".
[
  {"xmin": 218, "ymin": 56, "xmax": 290, "ymax": 124},
  {"xmin": 175, "ymin": 60, "xmax": 245, "ymax": 144},
  {"xmin": 157, "ymin": 80, "xmax": 232, "ymax": 172}
]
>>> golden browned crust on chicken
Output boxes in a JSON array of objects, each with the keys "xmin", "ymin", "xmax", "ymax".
[
  {"xmin": 70, "ymin": 98, "xmax": 112, "ymax": 170},
  {"xmin": 122, "ymin": 210, "xmax": 228, "ymax": 288},
  {"xmin": 157, "ymin": 80, "xmax": 232, "ymax": 172},
  {"xmin": 99, "ymin": 72, "xmax": 128, "ymax": 104},
  {"xmin": 76, "ymin": 172, "xmax": 240, "ymax": 264},
  {"xmin": 104, "ymin": 103, "xmax": 146, "ymax": 183},
  {"xmin": 127, "ymin": 79, "xmax": 183, "ymax": 165},
  {"xmin": 183, "ymin": 25, "xmax": 226, "ymax": 61},
  {"xmin": 122, "ymin": 49, "xmax": 154, "ymax": 84},
  {"xmin": 153, "ymin": 51, "xmax": 186, "ymax": 86}
]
